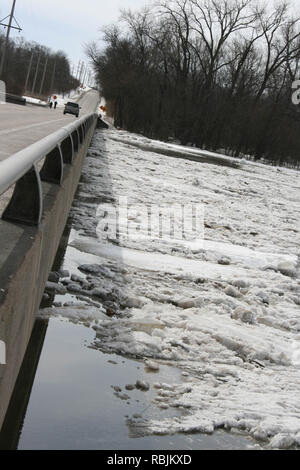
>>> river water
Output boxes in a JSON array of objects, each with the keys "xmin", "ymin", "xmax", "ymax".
[
  {"xmin": 15, "ymin": 317, "xmax": 257, "ymax": 450},
  {"xmin": 0, "ymin": 234, "xmax": 258, "ymax": 449}
]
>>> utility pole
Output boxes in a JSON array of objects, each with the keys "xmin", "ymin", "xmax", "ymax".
[
  {"xmin": 39, "ymin": 56, "xmax": 48, "ymax": 96},
  {"xmin": 0, "ymin": 0, "xmax": 22, "ymax": 80},
  {"xmin": 31, "ymin": 52, "xmax": 41, "ymax": 94},
  {"xmin": 76, "ymin": 60, "xmax": 81, "ymax": 80},
  {"xmin": 79, "ymin": 62, "xmax": 84, "ymax": 84},
  {"xmin": 24, "ymin": 51, "xmax": 34, "ymax": 92},
  {"xmin": 50, "ymin": 61, "xmax": 56, "ymax": 95},
  {"xmin": 82, "ymin": 67, "xmax": 87, "ymax": 86}
]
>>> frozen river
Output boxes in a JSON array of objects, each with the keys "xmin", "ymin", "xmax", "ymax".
[{"xmin": 2, "ymin": 126, "xmax": 299, "ymax": 450}]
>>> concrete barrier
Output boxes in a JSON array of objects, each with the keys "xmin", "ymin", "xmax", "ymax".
[
  {"xmin": 5, "ymin": 94, "xmax": 26, "ymax": 106},
  {"xmin": 0, "ymin": 115, "xmax": 97, "ymax": 429},
  {"xmin": 0, "ymin": 81, "xmax": 6, "ymax": 104}
]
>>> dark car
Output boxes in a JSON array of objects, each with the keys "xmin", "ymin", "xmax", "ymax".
[{"xmin": 64, "ymin": 102, "xmax": 81, "ymax": 117}]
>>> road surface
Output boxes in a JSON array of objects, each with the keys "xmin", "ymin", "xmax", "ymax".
[{"xmin": 0, "ymin": 90, "xmax": 99, "ymax": 161}]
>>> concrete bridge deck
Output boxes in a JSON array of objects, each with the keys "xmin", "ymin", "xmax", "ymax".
[{"xmin": 0, "ymin": 90, "xmax": 99, "ymax": 160}]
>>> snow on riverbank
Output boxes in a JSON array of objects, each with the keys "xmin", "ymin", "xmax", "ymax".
[
  {"xmin": 43, "ymin": 127, "xmax": 300, "ymax": 448},
  {"xmin": 23, "ymin": 96, "xmax": 48, "ymax": 106},
  {"xmin": 24, "ymin": 86, "xmax": 92, "ymax": 108}
]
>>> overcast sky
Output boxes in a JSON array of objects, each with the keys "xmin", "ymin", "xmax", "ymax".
[{"xmin": 0, "ymin": 0, "xmax": 148, "ymax": 70}]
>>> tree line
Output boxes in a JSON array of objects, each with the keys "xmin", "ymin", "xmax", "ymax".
[
  {"xmin": 87, "ymin": 0, "xmax": 300, "ymax": 167},
  {"xmin": 0, "ymin": 34, "xmax": 79, "ymax": 97}
]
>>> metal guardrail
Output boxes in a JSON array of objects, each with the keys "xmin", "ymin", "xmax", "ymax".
[
  {"xmin": 0, "ymin": 112, "xmax": 98, "ymax": 226},
  {"xmin": 5, "ymin": 94, "xmax": 26, "ymax": 105}
]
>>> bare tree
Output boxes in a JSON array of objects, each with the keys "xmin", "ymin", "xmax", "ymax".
[
  {"xmin": 88, "ymin": 0, "xmax": 300, "ymax": 167},
  {"xmin": 255, "ymin": 2, "xmax": 300, "ymax": 101},
  {"xmin": 189, "ymin": 0, "xmax": 257, "ymax": 85}
]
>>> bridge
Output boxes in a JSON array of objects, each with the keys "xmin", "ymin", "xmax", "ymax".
[
  {"xmin": 0, "ymin": 89, "xmax": 100, "ymax": 429},
  {"xmin": 0, "ymin": 90, "xmax": 98, "ymax": 160}
]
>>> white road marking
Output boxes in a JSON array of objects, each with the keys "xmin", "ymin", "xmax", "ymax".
[{"xmin": 0, "ymin": 117, "xmax": 69, "ymax": 136}]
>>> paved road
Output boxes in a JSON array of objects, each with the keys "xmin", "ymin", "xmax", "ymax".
[{"xmin": 0, "ymin": 90, "xmax": 99, "ymax": 161}]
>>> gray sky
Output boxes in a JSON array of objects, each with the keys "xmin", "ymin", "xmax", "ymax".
[{"xmin": 0, "ymin": 0, "xmax": 148, "ymax": 70}]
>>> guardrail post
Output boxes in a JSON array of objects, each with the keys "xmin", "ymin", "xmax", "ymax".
[
  {"xmin": 40, "ymin": 145, "xmax": 64, "ymax": 185},
  {"xmin": 78, "ymin": 125, "xmax": 84, "ymax": 145},
  {"xmin": 60, "ymin": 135, "xmax": 74, "ymax": 164},
  {"xmin": 2, "ymin": 165, "xmax": 43, "ymax": 226},
  {"xmin": 71, "ymin": 130, "xmax": 79, "ymax": 154}
]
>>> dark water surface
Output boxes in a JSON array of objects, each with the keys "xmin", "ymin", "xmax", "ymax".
[{"xmin": 14, "ymin": 317, "xmax": 258, "ymax": 450}]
